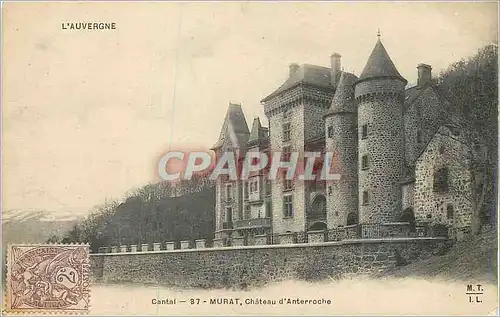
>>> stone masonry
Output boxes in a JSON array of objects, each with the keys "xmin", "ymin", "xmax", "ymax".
[
  {"xmin": 91, "ymin": 238, "xmax": 449, "ymax": 289},
  {"xmin": 209, "ymin": 36, "xmax": 475, "ymax": 246}
]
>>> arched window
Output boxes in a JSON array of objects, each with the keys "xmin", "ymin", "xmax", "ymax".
[
  {"xmin": 347, "ymin": 212, "xmax": 358, "ymax": 225},
  {"xmin": 309, "ymin": 195, "xmax": 327, "ymax": 220},
  {"xmin": 400, "ymin": 207, "xmax": 415, "ymax": 224}
]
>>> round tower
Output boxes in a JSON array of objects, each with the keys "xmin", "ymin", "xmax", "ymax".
[
  {"xmin": 354, "ymin": 38, "xmax": 407, "ymax": 225},
  {"xmin": 324, "ymin": 72, "xmax": 359, "ymax": 227}
]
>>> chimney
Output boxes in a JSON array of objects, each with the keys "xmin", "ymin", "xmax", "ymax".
[
  {"xmin": 417, "ymin": 63, "xmax": 432, "ymax": 87},
  {"xmin": 289, "ymin": 63, "xmax": 300, "ymax": 76},
  {"xmin": 330, "ymin": 53, "xmax": 341, "ymax": 86}
]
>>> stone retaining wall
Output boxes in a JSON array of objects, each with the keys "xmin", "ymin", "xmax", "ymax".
[{"xmin": 91, "ymin": 238, "xmax": 449, "ymax": 289}]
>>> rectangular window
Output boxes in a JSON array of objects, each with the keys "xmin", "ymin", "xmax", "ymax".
[
  {"xmin": 417, "ymin": 130, "xmax": 422, "ymax": 144},
  {"xmin": 265, "ymin": 201, "xmax": 272, "ymax": 218},
  {"xmin": 244, "ymin": 204, "xmax": 251, "ymax": 219},
  {"xmin": 327, "ymin": 126, "xmax": 334, "ymax": 138},
  {"xmin": 225, "ymin": 206, "xmax": 233, "ymax": 222},
  {"xmin": 283, "ymin": 122, "xmax": 291, "ymax": 141},
  {"xmin": 244, "ymin": 182, "xmax": 249, "ymax": 200},
  {"xmin": 433, "ymin": 167, "xmax": 449, "ymax": 193},
  {"xmin": 265, "ymin": 179, "xmax": 272, "ymax": 195},
  {"xmin": 248, "ymin": 180, "xmax": 259, "ymax": 195},
  {"xmin": 283, "ymin": 195, "xmax": 293, "ymax": 218},
  {"xmin": 361, "ymin": 124, "xmax": 368, "ymax": 139},
  {"xmin": 225, "ymin": 184, "xmax": 232, "ymax": 201},
  {"xmin": 361, "ymin": 155, "xmax": 369, "ymax": 170},
  {"xmin": 362, "ymin": 191, "xmax": 369, "ymax": 205},
  {"xmin": 283, "ymin": 171, "xmax": 293, "ymax": 191},
  {"xmin": 446, "ymin": 204, "xmax": 454, "ymax": 219},
  {"xmin": 282, "ymin": 146, "xmax": 291, "ymax": 161}
]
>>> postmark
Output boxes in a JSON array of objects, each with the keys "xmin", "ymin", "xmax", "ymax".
[{"xmin": 5, "ymin": 244, "xmax": 90, "ymax": 314}]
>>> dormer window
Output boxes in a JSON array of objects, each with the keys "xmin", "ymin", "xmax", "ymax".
[{"xmin": 417, "ymin": 130, "xmax": 422, "ymax": 144}]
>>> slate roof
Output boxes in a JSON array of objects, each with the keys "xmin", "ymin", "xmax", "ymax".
[
  {"xmin": 211, "ymin": 103, "xmax": 250, "ymax": 151},
  {"xmin": 247, "ymin": 117, "xmax": 269, "ymax": 145},
  {"xmin": 326, "ymin": 72, "xmax": 358, "ymax": 115},
  {"xmin": 261, "ymin": 64, "xmax": 333, "ymax": 102},
  {"xmin": 358, "ymin": 39, "xmax": 407, "ymax": 84}
]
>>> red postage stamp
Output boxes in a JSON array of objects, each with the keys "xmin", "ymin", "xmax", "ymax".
[{"xmin": 4, "ymin": 244, "xmax": 90, "ymax": 314}]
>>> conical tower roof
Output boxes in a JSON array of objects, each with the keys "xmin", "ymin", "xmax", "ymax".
[
  {"xmin": 211, "ymin": 103, "xmax": 250, "ymax": 150},
  {"xmin": 358, "ymin": 38, "xmax": 406, "ymax": 84},
  {"xmin": 326, "ymin": 72, "xmax": 358, "ymax": 115}
]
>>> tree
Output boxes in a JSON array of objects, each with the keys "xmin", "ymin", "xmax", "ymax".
[
  {"xmin": 46, "ymin": 235, "xmax": 61, "ymax": 244},
  {"xmin": 435, "ymin": 44, "xmax": 498, "ymax": 234},
  {"xmin": 51, "ymin": 177, "xmax": 215, "ymax": 251}
]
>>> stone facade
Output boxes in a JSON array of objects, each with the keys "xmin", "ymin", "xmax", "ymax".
[
  {"xmin": 268, "ymin": 99, "xmax": 307, "ymax": 234},
  {"xmin": 414, "ymin": 125, "xmax": 473, "ymax": 229},
  {"xmin": 356, "ymin": 94, "xmax": 405, "ymax": 224},
  {"xmin": 324, "ymin": 72, "xmax": 359, "ymax": 227},
  {"xmin": 209, "ymin": 38, "xmax": 475, "ymax": 246}
]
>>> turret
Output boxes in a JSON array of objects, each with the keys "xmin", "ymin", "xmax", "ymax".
[
  {"xmin": 324, "ymin": 72, "xmax": 359, "ymax": 227},
  {"xmin": 354, "ymin": 37, "xmax": 407, "ymax": 228}
]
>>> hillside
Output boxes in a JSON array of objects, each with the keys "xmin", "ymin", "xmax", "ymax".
[
  {"xmin": 60, "ymin": 180, "xmax": 216, "ymax": 253},
  {"xmin": 378, "ymin": 226, "xmax": 498, "ymax": 283}
]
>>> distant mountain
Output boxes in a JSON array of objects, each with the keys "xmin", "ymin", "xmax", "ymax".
[{"xmin": 2, "ymin": 209, "xmax": 83, "ymax": 246}]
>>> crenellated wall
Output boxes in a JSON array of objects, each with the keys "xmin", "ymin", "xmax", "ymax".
[{"xmin": 91, "ymin": 238, "xmax": 449, "ymax": 289}]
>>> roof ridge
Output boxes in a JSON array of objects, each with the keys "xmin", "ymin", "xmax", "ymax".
[{"xmin": 261, "ymin": 63, "xmax": 334, "ymax": 102}]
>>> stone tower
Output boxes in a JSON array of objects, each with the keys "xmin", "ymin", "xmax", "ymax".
[
  {"xmin": 354, "ymin": 38, "xmax": 407, "ymax": 225},
  {"xmin": 211, "ymin": 103, "xmax": 250, "ymax": 247},
  {"xmin": 324, "ymin": 72, "xmax": 359, "ymax": 227},
  {"xmin": 261, "ymin": 60, "xmax": 337, "ymax": 235}
]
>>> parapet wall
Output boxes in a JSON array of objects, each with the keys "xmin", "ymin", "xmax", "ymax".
[{"xmin": 90, "ymin": 238, "xmax": 449, "ymax": 289}]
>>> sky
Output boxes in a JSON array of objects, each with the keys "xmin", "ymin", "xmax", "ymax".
[{"xmin": 2, "ymin": 1, "xmax": 498, "ymax": 217}]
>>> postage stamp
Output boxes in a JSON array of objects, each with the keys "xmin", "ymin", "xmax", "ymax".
[{"xmin": 4, "ymin": 244, "xmax": 90, "ymax": 314}]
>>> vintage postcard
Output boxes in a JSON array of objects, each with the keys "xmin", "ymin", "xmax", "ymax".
[{"xmin": 2, "ymin": 1, "xmax": 499, "ymax": 316}]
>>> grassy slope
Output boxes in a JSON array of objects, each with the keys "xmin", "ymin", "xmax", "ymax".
[{"xmin": 379, "ymin": 227, "xmax": 498, "ymax": 283}]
